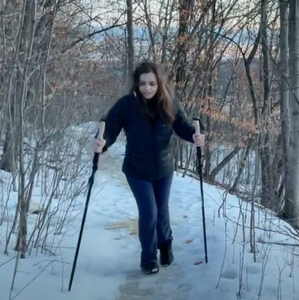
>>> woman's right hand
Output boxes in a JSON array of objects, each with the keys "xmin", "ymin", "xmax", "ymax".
[{"xmin": 93, "ymin": 137, "xmax": 106, "ymax": 153}]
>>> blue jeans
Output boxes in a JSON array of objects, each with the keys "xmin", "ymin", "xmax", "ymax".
[{"xmin": 126, "ymin": 173, "xmax": 173, "ymax": 266}]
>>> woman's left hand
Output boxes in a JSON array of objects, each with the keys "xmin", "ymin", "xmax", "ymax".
[{"xmin": 192, "ymin": 133, "xmax": 205, "ymax": 147}]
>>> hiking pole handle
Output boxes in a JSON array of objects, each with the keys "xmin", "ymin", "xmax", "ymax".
[
  {"xmin": 193, "ymin": 119, "xmax": 200, "ymax": 135},
  {"xmin": 98, "ymin": 120, "xmax": 106, "ymax": 140},
  {"xmin": 192, "ymin": 117, "xmax": 203, "ymax": 135},
  {"xmin": 193, "ymin": 117, "xmax": 204, "ymax": 156},
  {"xmin": 93, "ymin": 119, "xmax": 106, "ymax": 171},
  {"xmin": 95, "ymin": 118, "xmax": 106, "ymax": 146},
  {"xmin": 94, "ymin": 119, "xmax": 106, "ymax": 152}
]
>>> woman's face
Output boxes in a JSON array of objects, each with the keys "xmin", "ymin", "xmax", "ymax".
[{"xmin": 138, "ymin": 72, "xmax": 158, "ymax": 100}]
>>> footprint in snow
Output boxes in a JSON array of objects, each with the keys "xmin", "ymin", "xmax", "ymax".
[{"xmin": 221, "ymin": 268, "xmax": 238, "ymax": 280}]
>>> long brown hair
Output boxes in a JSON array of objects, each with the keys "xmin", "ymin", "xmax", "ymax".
[{"xmin": 130, "ymin": 61, "xmax": 175, "ymax": 124}]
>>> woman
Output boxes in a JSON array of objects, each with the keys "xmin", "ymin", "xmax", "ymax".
[{"xmin": 93, "ymin": 62, "xmax": 205, "ymax": 275}]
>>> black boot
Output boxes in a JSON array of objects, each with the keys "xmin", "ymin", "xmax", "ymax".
[
  {"xmin": 141, "ymin": 262, "xmax": 159, "ymax": 274},
  {"xmin": 159, "ymin": 239, "xmax": 174, "ymax": 266}
]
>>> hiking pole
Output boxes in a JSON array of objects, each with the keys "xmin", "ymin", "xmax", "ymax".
[
  {"xmin": 68, "ymin": 119, "xmax": 106, "ymax": 291},
  {"xmin": 193, "ymin": 117, "xmax": 208, "ymax": 264}
]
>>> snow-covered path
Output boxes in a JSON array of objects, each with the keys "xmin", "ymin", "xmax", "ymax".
[
  {"xmin": 92, "ymin": 145, "xmax": 211, "ymax": 300},
  {"xmin": 1, "ymin": 142, "xmax": 298, "ymax": 300}
]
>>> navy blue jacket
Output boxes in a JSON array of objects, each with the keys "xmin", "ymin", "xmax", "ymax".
[{"xmin": 101, "ymin": 94, "xmax": 197, "ymax": 181}]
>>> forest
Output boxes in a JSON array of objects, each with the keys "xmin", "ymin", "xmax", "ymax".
[{"xmin": 0, "ymin": 0, "xmax": 298, "ymax": 299}]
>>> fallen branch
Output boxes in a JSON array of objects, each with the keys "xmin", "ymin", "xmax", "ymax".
[{"xmin": 256, "ymin": 241, "xmax": 299, "ymax": 247}]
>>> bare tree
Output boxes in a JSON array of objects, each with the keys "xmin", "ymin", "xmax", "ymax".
[
  {"xmin": 126, "ymin": 0, "xmax": 134, "ymax": 89},
  {"xmin": 284, "ymin": 0, "xmax": 299, "ymax": 227}
]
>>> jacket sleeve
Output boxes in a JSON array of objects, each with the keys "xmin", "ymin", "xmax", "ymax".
[
  {"xmin": 172, "ymin": 101, "xmax": 204, "ymax": 143},
  {"xmin": 97, "ymin": 96, "xmax": 126, "ymax": 152}
]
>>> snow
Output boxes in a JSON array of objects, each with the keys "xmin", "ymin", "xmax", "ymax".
[{"xmin": 1, "ymin": 134, "xmax": 299, "ymax": 300}]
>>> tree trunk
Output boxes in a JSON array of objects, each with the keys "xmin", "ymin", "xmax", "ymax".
[
  {"xmin": 126, "ymin": 0, "xmax": 134, "ymax": 90},
  {"xmin": 203, "ymin": 1, "xmax": 216, "ymax": 178},
  {"xmin": 14, "ymin": 0, "xmax": 37, "ymax": 258},
  {"xmin": 175, "ymin": 0, "xmax": 191, "ymax": 86},
  {"xmin": 284, "ymin": 0, "xmax": 299, "ymax": 227},
  {"xmin": 0, "ymin": 0, "xmax": 22, "ymax": 173},
  {"xmin": 279, "ymin": 0, "xmax": 290, "ymax": 213},
  {"xmin": 259, "ymin": 0, "xmax": 274, "ymax": 208}
]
